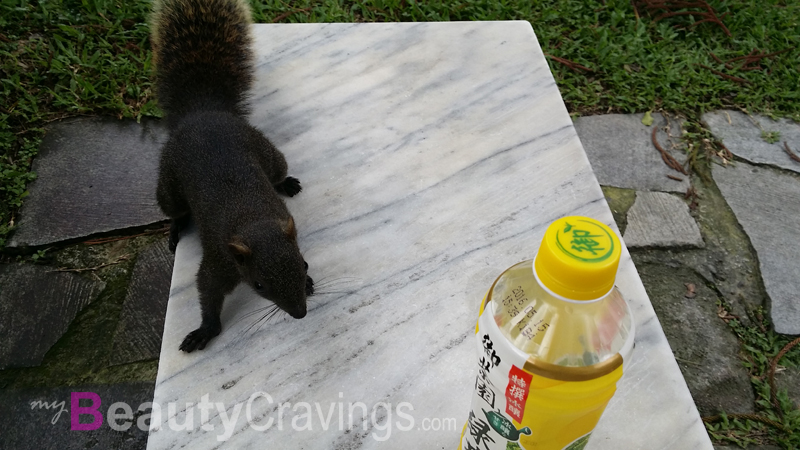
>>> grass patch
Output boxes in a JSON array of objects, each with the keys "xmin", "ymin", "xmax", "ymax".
[
  {"xmin": 761, "ymin": 130, "xmax": 782, "ymax": 144},
  {"xmin": 704, "ymin": 305, "xmax": 800, "ymax": 449},
  {"xmin": 1, "ymin": 0, "xmax": 799, "ymax": 246},
  {"xmin": 0, "ymin": 0, "xmax": 156, "ymax": 247}
]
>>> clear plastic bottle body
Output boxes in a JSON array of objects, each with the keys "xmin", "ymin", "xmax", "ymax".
[
  {"xmin": 461, "ymin": 217, "xmax": 635, "ymax": 450},
  {"xmin": 491, "ymin": 259, "xmax": 632, "ymax": 367}
]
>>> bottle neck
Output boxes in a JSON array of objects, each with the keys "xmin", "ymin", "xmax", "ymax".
[{"xmin": 531, "ymin": 262, "xmax": 613, "ymax": 304}]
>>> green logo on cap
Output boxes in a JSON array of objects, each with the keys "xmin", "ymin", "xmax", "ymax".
[{"xmin": 555, "ymin": 220, "xmax": 614, "ymax": 263}]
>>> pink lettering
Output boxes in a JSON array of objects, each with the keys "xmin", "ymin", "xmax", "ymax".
[{"xmin": 71, "ymin": 392, "xmax": 103, "ymax": 431}]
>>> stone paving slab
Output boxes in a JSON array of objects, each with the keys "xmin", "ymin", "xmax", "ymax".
[
  {"xmin": 0, "ymin": 264, "xmax": 106, "ymax": 369},
  {"xmin": 0, "ymin": 382, "xmax": 153, "ymax": 450},
  {"xmin": 110, "ymin": 239, "xmax": 173, "ymax": 366},
  {"xmin": 636, "ymin": 263, "xmax": 755, "ymax": 416},
  {"xmin": 703, "ymin": 110, "xmax": 800, "ymax": 174},
  {"xmin": 574, "ymin": 113, "xmax": 690, "ymax": 192},
  {"xmin": 623, "ymin": 191, "xmax": 704, "ymax": 248},
  {"xmin": 712, "ymin": 161, "xmax": 800, "ymax": 335},
  {"xmin": 8, "ymin": 117, "xmax": 168, "ymax": 248}
]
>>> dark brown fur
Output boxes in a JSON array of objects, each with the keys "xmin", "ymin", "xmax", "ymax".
[{"xmin": 152, "ymin": 0, "xmax": 312, "ymax": 352}]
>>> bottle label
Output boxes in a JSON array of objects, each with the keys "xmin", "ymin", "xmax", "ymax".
[
  {"xmin": 555, "ymin": 219, "xmax": 615, "ymax": 263},
  {"xmin": 461, "ymin": 300, "xmax": 621, "ymax": 450},
  {"xmin": 504, "ymin": 365, "xmax": 531, "ymax": 423}
]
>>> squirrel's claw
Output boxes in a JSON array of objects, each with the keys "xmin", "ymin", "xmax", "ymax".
[
  {"xmin": 274, "ymin": 176, "xmax": 302, "ymax": 197},
  {"xmin": 179, "ymin": 325, "xmax": 220, "ymax": 352}
]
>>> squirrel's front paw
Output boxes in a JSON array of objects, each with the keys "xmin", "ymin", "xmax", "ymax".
[
  {"xmin": 179, "ymin": 325, "xmax": 221, "ymax": 352},
  {"xmin": 274, "ymin": 176, "xmax": 302, "ymax": 197}
]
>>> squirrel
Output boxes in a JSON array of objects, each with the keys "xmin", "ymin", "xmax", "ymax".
[{"xmin": 150, "ymin": 0, "xmax": 313, "ymax": 352}]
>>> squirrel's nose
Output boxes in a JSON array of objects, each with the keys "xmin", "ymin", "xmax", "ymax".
[{"xmin": 291, "ymin": 303, "xmax": 307, "ymax": 319}]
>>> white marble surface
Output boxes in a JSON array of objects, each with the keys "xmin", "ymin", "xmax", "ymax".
[{"xmin": 147, "ymin": 22, "xmax": 712, "ymax": 449}]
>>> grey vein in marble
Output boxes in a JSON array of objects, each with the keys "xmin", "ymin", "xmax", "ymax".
[{"xmin": 147, "ymin": 22, "xmax": 712, "ymax": 450}]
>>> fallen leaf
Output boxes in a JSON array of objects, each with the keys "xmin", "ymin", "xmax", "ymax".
[
  {"xmin": 716, "ymin": 304, "xmax": 738, "ymax": 323},
  {"xmin": 642, "ymin": 110, "xmax": 654, "ymax": 126},
  {"xmin": 684, "ymin": 283, "xmax": 696, "ymax": 299}
]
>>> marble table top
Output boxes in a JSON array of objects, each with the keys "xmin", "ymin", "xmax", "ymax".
[{"xmin": 147, "ymin": 22, "xmax": 712, "ymax": 449}]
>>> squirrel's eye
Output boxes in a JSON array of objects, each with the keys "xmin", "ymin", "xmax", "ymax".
[{"xmin": 254, "ymin": 281, "xmax": 264, "ymax": 290}]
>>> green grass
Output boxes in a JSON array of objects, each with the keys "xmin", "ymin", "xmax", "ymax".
[
  {"xmin": 761, "ymin": 129, "xmax": 782, "ymax": 144},
  {"xmin": 705, "ymin": 305, "xmax": 800, "ymax": 449},
  {"xmin": 1, "ymin": 0, "xmax": 799, "ymax": 246},
  {"xmin": 0, "ymin": 0, "xmax": 156, "ymax": 246}
]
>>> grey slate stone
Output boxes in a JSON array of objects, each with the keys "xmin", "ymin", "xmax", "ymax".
[
  {"xmin": 8, "ymin": 117, "xmax": 168, "ymax": 248},
  {"xmin": 574, "ymin": 113, "xmax": 690, "ymax": 192},
  {"xmin": 110, "ymin": 239, "xmax": 173, "ymax": 365},
  {"xmin": 637, "ymin": 264, "xmax": 755, "ymax": 416},
  {"xmin": 712, "ymin": 162, "xmax": 800, "ymax": 335},
  {"xmin": 0, "ymin": 382, "xmax": 153, "ymax": 450},
  {"xmin": 775, "ymin": 367, "xmax": 800, "ymax": 409},
  {"xmin": 703, "ymin": 110, "xmax": 800, "ymax": 174},
  {"xmin": 623, "ymin": 191, "xmax": 704, "ymax": 248},
  {"xmin": 0, "ymin": 264, "xmax": 105, "ymax": 369}
]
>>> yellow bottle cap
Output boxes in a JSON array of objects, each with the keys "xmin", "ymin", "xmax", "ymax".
[{"xmin": 534, "ymin": 216, "xmax": 621, "ymax": 301}]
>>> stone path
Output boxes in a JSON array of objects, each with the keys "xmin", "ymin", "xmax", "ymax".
[
  {"xmin": 635, "ymin": 263, "xmax": 754, "ymax": 415},
  {"xmin": 623, "ymin": 191, "xmax": 704, "ymax": 248},
  {"xmin": 712, "ymin": 163, "xmax": 800, "ymax": 335},
  {"xmin": 703, "ymin": 110, "xmax": 800, "ymax": 174},
  {"xmin": 0, "ymin": 264, "xmax": 105, "ymax": 369},
  {"xmin": 7, "ymin": 117, "xmax": 167, "ymax": 248},
  {"xmin": 579, "ymin": 112, "xmax": 800, "ymax": 436},
  {"xmin": 110, "ymin": 239, "xmax": 173, "ymax": 366},
  {"xmin": 575, "ymin": 112, "xmax": 690, "ymax": 192},
  {"xmin": 0, "ymin": 111, "xmax": 798, "ymax": 449}
]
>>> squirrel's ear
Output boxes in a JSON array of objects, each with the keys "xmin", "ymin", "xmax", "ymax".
[
  {"xmin": 283, "ymin": 216, "xmax": 297, "ymax": 240},
  {"xmin": 228, "ymin": 237, "xmax": 251, "ymax": 266}
]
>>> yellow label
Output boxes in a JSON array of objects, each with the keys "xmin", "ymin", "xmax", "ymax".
[{"xmin": 461, "ymin": 303, "xmax": 623, "ymax": 450}]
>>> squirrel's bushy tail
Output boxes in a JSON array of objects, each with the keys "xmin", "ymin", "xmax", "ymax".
[{"xmin": 151, "ymin": 0, "xmax": 253, "ymax": 127}]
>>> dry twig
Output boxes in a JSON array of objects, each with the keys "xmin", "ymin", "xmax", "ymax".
[
  {"xmin": 83, "ymin": 225, "xmax": 169, "ymax": 245},
  {"xmin": 696, "ymin": 64, "xmax": 750, "ymax": 84},
  {"xmin": 708, "ymin": 48, "xmax": 794, "ymax": 79},
  {"xmin": 766, "ymin": 336, "xmax": 800, "ymax": 415},
  {"xmin": 685, "ymin": 186, "xmax": 698, "ymax": 210},
  {"xmin": 544, "ymin": 54, "xmax": 594, "ymax": 73},
  {"xmin": 652, "ymin": 126, "xmax": 687, "ymax": 174},
  {"xmin": 636, "ymin": 0, "xmax": 731, "ymax": 36},
  {"xmin": 783, "ymin": 141, "xmax": 800, "ymax": 163},
  {"xmin": 718, "ymin": 142, "xmax": 733, "ymax": 160},
  {"xmin": 52, "ymin": 254, "xmax": 131, "ymax": 273},
  {"xmin": 272, "ymin": 7, "xmax": 312, "ymax": 23}
]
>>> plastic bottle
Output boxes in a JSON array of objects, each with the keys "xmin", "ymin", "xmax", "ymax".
[{"xmin": 460, "ymin": 216, "xmax": 634, "ymax": 450}]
